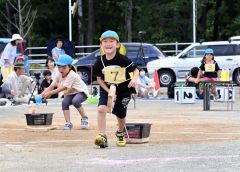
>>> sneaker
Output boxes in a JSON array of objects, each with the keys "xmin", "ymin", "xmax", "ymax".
[
  {"xmin": 94, "ymin": 134, "xmax": 108, "ymax": 148},
  {"xmin": 64, "ymin": 122, "xmax": 73, "ymax": 130},
  {"xmin": 81, "ymin": 116, "xmax": 89, "ymax": 129},
  {"xmin": 116, "ymin": 131, "xmax": 126, "ymax": 147}
]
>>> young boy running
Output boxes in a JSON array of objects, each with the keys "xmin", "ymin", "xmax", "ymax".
[{"xmin": 93, "ymin": 30, "xmax": 139, "ymax": 148}]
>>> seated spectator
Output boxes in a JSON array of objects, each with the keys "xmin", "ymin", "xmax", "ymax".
[
  {"xmin": 40, "ymin": 70, "xmax": 58, "ymax": 98},
  {"xmin": 46, "ymin": 56, "xmax": 59, "ymax": 80},
  {"xmin": 51, "ymin": 39, "xmax": 65, "ymax": 62},
  {"xmin": 185, "ymin": 67, "xmax": 204, "ymax": 99},
  {"xmin": 1, "ymin": 62, "xmax": 35, "ymax": 103},
  {"xmin": 135, "ymin": 68, "xmax": 160, "ymax": 98}
]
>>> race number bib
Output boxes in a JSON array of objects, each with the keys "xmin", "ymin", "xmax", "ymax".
[
  {"xmin": 205, "ymin": 64, "xmax": 215, "ymax": 72},
  {"xmin": 103, "ymin": 66, "xmax": 126, "ymax": 84}
]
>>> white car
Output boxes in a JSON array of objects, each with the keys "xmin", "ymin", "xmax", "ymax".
[{"xmin": 147, "ymin": 41, "xmax": 240, "ymax": 87}]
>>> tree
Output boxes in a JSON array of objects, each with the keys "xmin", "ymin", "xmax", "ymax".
[
  {"xmin": 0, "ymin": 0, "xmax": 37, "ymax": 38},
  {"xmin": 125, "ymin": 0, "xmax": 132, "ymax": 42},
  {"xmin": 86, "ymin": 0, "xmax": 94, "ymax": 46},
  {"xmin": 77, "ymin": 0, "xmax": 84, "ymax": 50}
]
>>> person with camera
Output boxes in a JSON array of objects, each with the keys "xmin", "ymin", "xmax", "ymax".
[
  {"xmin": 1, "ymin": 62, "xmax": 35, "ymax": 104},
  {"xmin": 42, "ymin": 54, "xmax": 89, "ymax": 130}
]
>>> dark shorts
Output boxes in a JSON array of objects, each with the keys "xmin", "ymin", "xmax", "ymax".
[
  {"xmin": 62, "ymin": 92, "xmax": 87, "ymax": 110},
  {"xmin": 98, "ymin": 91, "xmax": 131, "ymax": 119}
]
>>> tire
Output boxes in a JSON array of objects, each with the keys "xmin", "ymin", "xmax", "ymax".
[
  {"xmin": 233, "ymin": 68, "xmax": 240, "ymax": 85},
  {"xmin": 78, "ymin": 68, "xmax": 91, "ymax": 85},
  {"xmin": 158, "ymin": 70, "xmax": 175, "ymax": 87}
]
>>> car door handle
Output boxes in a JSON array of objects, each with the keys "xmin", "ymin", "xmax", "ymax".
[{"xmin": 226, "ymin": 58, "xmax": 233, "ymax": 61}]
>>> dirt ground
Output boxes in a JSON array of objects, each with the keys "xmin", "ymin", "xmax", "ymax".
[
  {"xmin": 1, "ymin": 88, "xmax": 240, "ymax": 171},
  {"xmin": 1, "ymin": 99, "xmax": 240, "ymax": 145}
]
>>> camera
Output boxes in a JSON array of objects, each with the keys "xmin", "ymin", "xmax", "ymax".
[
  {"xmin": 34, "ymin": 72, "xmax": 41, "ymax": 80},
  {"xmin": 138, "ymin": 31, "xmax": 146, "ymax": 41}
]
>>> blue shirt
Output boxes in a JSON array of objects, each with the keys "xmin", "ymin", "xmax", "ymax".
[{"xmin": 51, "ymin": 47, "xmax": 65, "ymax": 62}]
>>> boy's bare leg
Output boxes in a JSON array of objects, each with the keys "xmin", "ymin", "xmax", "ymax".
[
  {"xmin": 116, "ymin": 117, "xmax": 127, "ymax": 147},
  {"xmin": 97, "ymin": 105, "xmax": 107, "ymax": 133},
  {"xmin": 117, "ymin": 117, "xmax": 126, "ymax": 132},
  {"xmin": 63, "ymin": 110, "xmax": 70, "ymax": 122}
]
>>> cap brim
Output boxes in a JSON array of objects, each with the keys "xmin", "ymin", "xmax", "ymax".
[
  {"xmin": 10, "ymin": 37, "xmax": 23, "ymax": 42},
  {"xmin": 55, "ymin": 61, "xmax": 67, "ymax": 66},
  {"xmin": 99, "ymin": 36, "xmax": 119, "ymax": 42}
]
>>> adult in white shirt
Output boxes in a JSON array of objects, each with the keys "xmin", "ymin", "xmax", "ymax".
[
  {"xmin": 1, "ymin": 62, "xmax": 35, "ymax": 103},
  {"xmin": 0, "ymin": 34, "xmax": 23, "ymax": 82}
]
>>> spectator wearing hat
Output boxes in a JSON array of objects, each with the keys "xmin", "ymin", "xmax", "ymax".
[
  {"xmin": 1, "ymin": 62, "xmax": 35, "ymax": 103},
  {"xmin": 196, "ymin": 48, "xmax": 221, "ymax": 99},
  {"xmin": 93, "ymin": 30, "xmax": 139, "ymax": 148},
  {"xmin": 51, "ymin": 39, "xmax": 65, "ymax": 62},
  {"xmin": 40, "ymin": 70, "xmax": 58, "ymax": 98},
  {"xmin": 0, "ymin": 34, "xmax": 23, "ymax": 82}
]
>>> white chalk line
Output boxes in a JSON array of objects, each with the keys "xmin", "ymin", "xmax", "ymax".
[
  {"xmin": 86, "ymin": 155, "xmax": 240, "ymax": 165},
  {"xmin": 1, "ymin": 139, "xmax": 90, "ymax": 147},
  {"xmin": 151, "ymin": 131, "xmax": 240, "ymax": 135},
  {"xmin": 1, "ymin": 128, "xmax": 240, "ymax": 135},
  {"xmin": 0, "ymin": 136, "xmax": 238, "ymax": 147}
]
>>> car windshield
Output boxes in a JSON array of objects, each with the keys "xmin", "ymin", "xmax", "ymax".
[
  {"xmin": 83, "ymin": 49, "xmax": 100, "ymax": 60},
  {"xmin": 186, "ymin": 45, "xmax": 207, "ymax": 58},
  {"xmin": 152, "ymin": 46, "xmax": 166, "ymax": 58}
]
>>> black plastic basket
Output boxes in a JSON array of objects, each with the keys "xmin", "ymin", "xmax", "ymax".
[
  {"xmin": 25, "ymin": 113, "xmax": 54, "ymax": 125},
  {"xmin": 124, "ymin": 123, "xmax": 152, "ymax": 139}
]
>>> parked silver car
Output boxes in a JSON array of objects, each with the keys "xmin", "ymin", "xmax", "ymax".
[{"xmin": 147, "ymin": 41, "xmax": 240, "ymax": 87}]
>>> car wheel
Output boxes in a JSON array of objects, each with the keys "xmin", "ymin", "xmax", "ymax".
[
  {"xmin": 158, "ymin": 70, "xmax": 175, "ymax": 87},
  {"xmin": 78, "ymin": 68, "xmax": 91, "ymax": 84},
  {"xmin": 233, "ymin": 69, "xmax": 240, "ymax": 85}
]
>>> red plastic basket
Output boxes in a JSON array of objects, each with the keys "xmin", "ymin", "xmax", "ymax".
[{"xmin": 124, "ymin": 123, "xmax": 152, "ymax": 139}]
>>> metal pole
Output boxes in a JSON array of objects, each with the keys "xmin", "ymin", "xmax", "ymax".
[
  {"xmin": 175, "ymin": 42, "xmax": 178, "ymax": 55},
  {"xmin": 69, "ymin": 0, "xmax": 72, "ymax": 41},
  {"xmin": 193, "ymin": 0, "xmax": 196, "ymax": 43}
]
